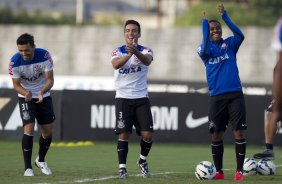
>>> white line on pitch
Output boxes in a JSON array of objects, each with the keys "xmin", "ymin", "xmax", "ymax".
[
  {"xmin": 33, "ymin": 172, "xmax": 178, "ymax": 184},
  {"xmin": 32, "ymin": 164, "xmax": 282, "ymax": 184}
]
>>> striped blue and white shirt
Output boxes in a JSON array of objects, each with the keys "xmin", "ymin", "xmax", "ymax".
[
  {"xmin": 9, "ymin": 48, "xmax": 54, "ymax": 98},
  {"xmin": 111, "ymin": 45, "xmax": 153, "ymax": 99}
]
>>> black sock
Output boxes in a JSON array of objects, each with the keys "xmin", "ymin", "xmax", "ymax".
[
  {"xmin": 117, "ymin": 140, "xmax": 128, "ymax": 166},
  {"xmin": 38, "ymin": 135, "xmax": 52, "ymax": 162},
  {"xmin": 235, "ymin": 139, "xmax": 246, "ymax": 172},
  {"xmin": 22, "ymin": 134, "xmax": 33, "ymax": 170},
  {"xmin": 211, "ymin": 140, "xmax": 224, "ymax": 173},
  {"xmin": 139, "ymin": 139, "xmax": 153, "ymax": 164},
  {"xmin": 265, "ymin": 143, "xmax": 273, "ymax": 150}
]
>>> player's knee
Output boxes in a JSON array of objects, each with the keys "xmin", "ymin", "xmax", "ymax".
[
  {"xmin": 23, "ymin": 123, "xmax": 35, "ymax": 135},
  {"xmin": 211, "ymin": 131, "xmax": 224, "ymax": 141},
  {"xmin": 265, "ymin": 111, "xmax": 271, "ymax": 119},
  {"xmin": 233, "ymin": 130, "xmax": 245, "ymax": 139},
  {"xmin": 118, "ymin": 132, "xmax": 131, "ymax": 140},
  {"xmin": 41, "ymin": 128, "xmax": 53, "ymax": 138},
  {"xmin": 141, "ymin": 133, "xmax": 153, "ymax": 142}
]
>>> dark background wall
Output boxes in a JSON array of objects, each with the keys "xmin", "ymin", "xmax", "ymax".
[{"xmin": 1, "ymin": 86, "xmax": 281, "ymax": 146}]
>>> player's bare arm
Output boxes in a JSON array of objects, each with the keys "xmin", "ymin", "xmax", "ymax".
[
  {"xmin": 12, "ymin": 78, "xmax": 32, "ymax": 102},
  {"xmin": 111, "ymin": 53, "xmax": 133, "ymax": 69},
  {"xmin": 36, "ymin": 70, "xmax": 54, "ymax": 103},
  {"xmin": 126, "ymin": 43, "xmax": 152, "ymax": 66},
  {"xmin": 135, "ymin": 52, "xmax": 152, "ymax": 66}
]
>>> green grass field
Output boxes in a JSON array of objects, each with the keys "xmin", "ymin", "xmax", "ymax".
[{"xmin": 0, "ymin": 140, "xmax": 281, "ymax": 184}]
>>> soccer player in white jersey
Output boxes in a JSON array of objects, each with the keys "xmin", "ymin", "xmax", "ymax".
[
  {"xmin": 111, "ymin": 20, "xmax": 154, "ymax": 179},
  {"xmin": 9, "ymin": 33, "xmax": 55, "ymax": 176}
]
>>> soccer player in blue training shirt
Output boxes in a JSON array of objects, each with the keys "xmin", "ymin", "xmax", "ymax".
[
  {"xmin": 9, "ymin": 33, "xmax": 55, "ymax": 176},
  {"xmin": 197, "ymin": 4, "xmax": 246, "ymax": 181},
  {"xmin": 110, "ymin": 20, "xmax": 154, "ymax": 179},
  {"xmin": 253, "ymin": 17, "xmax": 282, "ymax": 160}
]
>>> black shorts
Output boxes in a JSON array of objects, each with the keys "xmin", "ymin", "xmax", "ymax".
[
  {"xmin": 208, "ymin": 92, "xmax": 247, "ymax": 134},
  {"xmin": 115, "ymin": 98, "xmax": 154, "ymax": 135},
  {"xmin": 19, "ymin": 96, "xmax": 56, "ymax": 125}
]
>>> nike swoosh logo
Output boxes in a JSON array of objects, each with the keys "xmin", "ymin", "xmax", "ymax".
[{"xmin": 186, "ymin": 111, "xmax": 208, "ymax": 128}]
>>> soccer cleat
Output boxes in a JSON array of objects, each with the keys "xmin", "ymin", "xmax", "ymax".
[
  {"xmin": 213, "ymin": 172, "xmax": 224, "ymax": 180},
  {"xmin": 118, "ymin": 168, "xmax": 127, "ymax": 179},
  {"xmin": 233, "ymin": 170, "xmax": 244, "ymax": 181},
  {"xmin": 138, "ymin": 161, "xmax": 151, "ymax": 178},
  {"xmin": 24, "ymin": 168, "xmax": 34, "ymax": 176},
  {"xmin": 35, "ymin": 157, "xmax": 52, "ymax": 175},
  {"xmin": 253, "ymin": 149, "xmax": 275, "ymax": 160}
]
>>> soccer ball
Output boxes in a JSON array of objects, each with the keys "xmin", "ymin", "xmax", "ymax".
[
  {"xmin": 257, "ymin": 159, "xmax": 276, "ymax": 175},
  {"xmin": 195, "ymin": 161, "xmax": 216, "ymax": 180},
  {"xmin": 243, "ymin": 158, "xmax": 257, "ymax": 176}
]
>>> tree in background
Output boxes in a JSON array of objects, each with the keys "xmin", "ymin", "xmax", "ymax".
[{"xmin": 175, "ymin": 0, "xmax": 281, "ymax": 27}]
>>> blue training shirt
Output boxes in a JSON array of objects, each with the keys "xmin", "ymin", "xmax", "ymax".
[{"xmin": 197, "ymin": 11, "xmax": 244, "ymax": 96}]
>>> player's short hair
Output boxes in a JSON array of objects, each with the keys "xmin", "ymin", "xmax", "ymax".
[
  {"xmin": 17, "ymin": 33, "xmax": 35, "ymax": 47},
  {"xmin": 209, "ymin": 19, "xmax": 221, "ymax": 26},
  {"xmin": 124, "ymin": 19, "xmax": 141, "ymax": 33}
]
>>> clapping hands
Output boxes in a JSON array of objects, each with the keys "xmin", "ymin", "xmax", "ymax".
[{"xmin": 126, "ymin": 39, "xmax": 137, "ymax": 55}]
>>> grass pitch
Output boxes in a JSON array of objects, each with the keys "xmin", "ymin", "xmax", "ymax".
[{"xmin": 0, "ymin": 140, "xmax": 282, "ymax": 184}]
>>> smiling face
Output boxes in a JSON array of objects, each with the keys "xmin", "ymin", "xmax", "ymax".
[
  {"xmin": 124, "ymin": 23, "xmax": 140, "ymax": 45},
  {"xmin": 209, "ymin": 21, "xmax": 222, "ymax": 43},
  {"xmin": 17, "ymin": 43, "xmax": 35, "ymax": 61}
]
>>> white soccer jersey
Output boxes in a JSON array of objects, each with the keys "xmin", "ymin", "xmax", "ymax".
[
  {"xmin": 111, "ymin": 44, "xmax": 153, "ymax": 99},
  {"xmin": 9, "ymin": 48, "xmax": 54, "ymax": 98}
]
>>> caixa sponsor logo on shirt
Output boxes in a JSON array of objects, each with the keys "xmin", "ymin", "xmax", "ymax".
[
  {"xmin": 118, "ymin": 66, "xmax": 142, "ymax": 74},
  {"xmin": 90, "ymin": 105, "xmax": 209, "ymax": 131},
  {"xmin": 208, "ymin": 53, "xmax": 229, "ymax": 65}
]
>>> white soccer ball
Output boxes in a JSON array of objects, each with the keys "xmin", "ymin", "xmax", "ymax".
[
  {"xmin": 195, "ymin": 161, "xmax": 216, "ymax": 180},
  {"xmin": 243, "ymin": 158, "xmax": 257, "ymax": 176},
  {"xmin": 257, "ymin": 159, "xmax": 276, "ymax": 175}
]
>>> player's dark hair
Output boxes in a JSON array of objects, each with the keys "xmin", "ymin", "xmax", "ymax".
[
  {"xmin": 124, "ymin": 19, "xmax": 141, "ymax": 33},
  {"xmin": 209, "ymin": 19, "xmax": 221, "ymax": 26},
  {"xmin": 17, "ymin": 33, "xmax": 35, "ymax": 47}
]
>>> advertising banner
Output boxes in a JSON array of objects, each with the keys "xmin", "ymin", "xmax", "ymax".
[
  {"xmin": 61, "ymin": 90, "xmax": 281, "ymax": 145},
  {"xmin": 2, "ymin": 87, "xmax": 282, "ymax": 145},
  {"xmin": 0, "ymin": 89, "xmax": 62, "ymax": 140}
]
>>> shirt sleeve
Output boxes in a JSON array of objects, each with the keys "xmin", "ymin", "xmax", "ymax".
[
  {"xmin": 9, "ymin": 60, "xmax": 20, "ymax": 78},
  {"xmin": 44, "ymin": 51, "xmax": 54, "ymax": 72},
  {"xmin": 221, "ymin": 11, "xmax": 244, "ymax": 52},
  {"xmin": 111, "ymin": 47, "xmax": 121, "ymax": 60},
  {"xmin": 143, "ymin": 47, "xmax": 154, "ymax": 60},
  {"xmin": 197, "ymin": 18, "xmax": 211, "ymax": 61}
]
